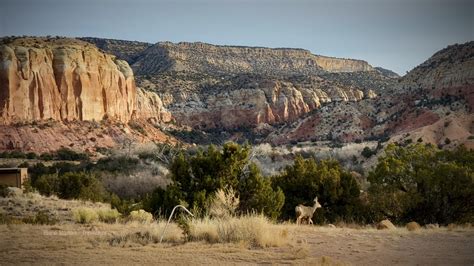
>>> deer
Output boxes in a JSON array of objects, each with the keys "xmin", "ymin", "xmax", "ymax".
[{"xmin": 295, "ymin": 196, "xmax": 322, "ymax": 225}]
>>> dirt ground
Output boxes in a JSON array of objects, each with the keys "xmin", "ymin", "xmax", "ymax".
[{"xmin": 1, "ymin": 224, "xmax": 473, "ymax": 265}]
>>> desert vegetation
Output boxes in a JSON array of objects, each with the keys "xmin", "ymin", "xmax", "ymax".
[{"xmin": 4, "ymin": 141, "xmax": 470, "ymax": 229}]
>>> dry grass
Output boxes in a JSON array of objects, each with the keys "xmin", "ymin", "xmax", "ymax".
[
  {"xmin": 103, "ymin": 214, "xmax": 290, "ymax": 248},
  {"xmin": 106, "ymin": 220, "xmax": 183, "ymax": 246},
  {"xmin": 188, "ymin": 215, "xmax": 289, "ymax": 247},
  {"xmin": 127, "ymin": 209, "xmax": 154, "ymax": 224},
  {"xmin": 0, "ymin": 190, "xmax": 111, "ymax": 223},
  {"xmin": 209, "ymin": 187, "xmax": 239, "ymax": 219},
  {"xmin": 2, "ymin": 222, "xmax": 473, "ymax": 265},
  {"xmin": 72, "ymin": 206, "xmax": 121, "ymax": 224},
  {"xmin": 96, "ymin": 208, "xmax": 121, "ymax": 223}
]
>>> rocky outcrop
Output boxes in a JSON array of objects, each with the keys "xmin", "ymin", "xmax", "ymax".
[
  {"xmin": 314, "ymin": 55, "xmax": 373, "ymax": 72},
  {"xmin": 160, "ymin": 78, "xmax": 371, "ymax": 129},
  {"xmin": 135, "ymin": 88, "xmax": 172, "ymax": 123},
  {"xmin": 0, "ymin": 37, "xmax": 136, "ymax": 124},
  {"xmin": 131, "ymin": 41, "xmax": 373, "ymax": 76}
]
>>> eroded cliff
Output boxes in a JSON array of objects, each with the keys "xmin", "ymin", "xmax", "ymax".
[
  {"xmin": 131, "ymin": 41, "xmax": 373, "ymax": 76},
  {"xmin": 0, "ymin": 37, "xmax": 137, "ymax": 124}
]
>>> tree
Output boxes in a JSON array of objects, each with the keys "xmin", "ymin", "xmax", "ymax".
[
  {"xmin": 368, "ymin": 143, "xmax": 474, "ymax": 224},
  {"xmin": 273, "ymin": 155, "xmax": 361, "ymax": 223},
  {"xmin": 238, "ymin": 163, "xmax": 285, "ymax": 219},
  {"xmin": 361, "ymin": 146, "xmax": 375, "ymax": 158},
  {"xmin": 148, "ymin": 142, "xmax": 250, "ymax": 215}
]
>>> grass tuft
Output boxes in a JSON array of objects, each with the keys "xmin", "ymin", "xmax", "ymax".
[{"xmin": 127, "ymin": 209, "xmax": 153, "ymax": 224}]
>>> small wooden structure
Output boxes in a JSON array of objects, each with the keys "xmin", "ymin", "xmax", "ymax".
[{"xmin": 0, "ymin": 168, "xmax": 28, "ymax": 188}]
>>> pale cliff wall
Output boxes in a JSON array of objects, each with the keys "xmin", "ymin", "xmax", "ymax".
[
  {"xmin": 132, "ymin": 42, "xmax": 373, "ymax": 75},
  {"xmin": 135, "ymin": 88, "xmax": 172, "ymax": 123},
  {"xmin": 314, "ymin": 55, "xmax": 373, "ymax": 72},
  {"xmin": 160, "ymin": 80, "xmax": 370, "ymax": 129},
  {"xmin": 0, "ymin": 38, "xmax": 137, "ymax": 124}
]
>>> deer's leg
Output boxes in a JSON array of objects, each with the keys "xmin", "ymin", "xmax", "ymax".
[{"xmin": 308, "ymin": 218, "xmax": 313, "ymax": 225}]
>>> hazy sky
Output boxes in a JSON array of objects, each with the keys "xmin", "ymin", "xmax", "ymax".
[{"xmin": 1, "ymin": 0, "xmax": 473, "ymax": 74}]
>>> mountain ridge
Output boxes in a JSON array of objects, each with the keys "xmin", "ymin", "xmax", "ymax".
[{"xmin": 0, "ymin": 36, "xmax": 472, "ymax": 153}]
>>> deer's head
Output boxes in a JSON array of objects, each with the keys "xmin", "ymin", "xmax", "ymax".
[{"xmin": 313, "ymin": 197, "xmax": 322, "ymax": 208}]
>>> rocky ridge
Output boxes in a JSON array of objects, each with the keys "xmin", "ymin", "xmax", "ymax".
[
  {"xmin": 267, "ymin": 41, "xmax": 474, "ymax": 146},
  {"xmin": 2, "ymin": 37, "xmax": 471, "ymax": 152},
  {"xmin": 130, "ymin": 41, "xmax": 373, "ymax": 75}
]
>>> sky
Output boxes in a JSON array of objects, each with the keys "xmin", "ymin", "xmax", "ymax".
[{"xmin": 1, "ymin": 0, "xmax": 473, "ymax": 75}]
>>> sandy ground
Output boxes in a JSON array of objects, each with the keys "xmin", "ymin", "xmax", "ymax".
[{"xmin": 1, "ymin": 224, "xmax": 473, "ymax": 265}]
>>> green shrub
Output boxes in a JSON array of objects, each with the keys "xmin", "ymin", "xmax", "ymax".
[
  {"xmin": 22, "ymin": 211, "xmax": 57, "ymax": 225},
  {"xmin": 238, "ymin": 164, "xmax": 285, "ymax": 220},
  {"xmin": 34, "ymin": 174, "xmax": 58, "ymax": 196},
  {"xmin": 96, "ymin": 208, "xmax": 121, "ymax": 223},
  {"xmin": 95, "ymin": 156, "xmax": 140, "ymax": 174},
  {"xmin": 273, "ymin": 155, "xmax": 362, "ymax": 223},
  {"xmin": 0, "ymin": 213, "xmax": 22, "ymax": 224},
  {"xmin": 54, "ymin": 148, "xmax": 89, "ymax": 161},
  {"xmin": 26, "ymin": 152, "xmax": 38, "ymax": 159},
  {"xmin": 368, "ymin": 144, "xmax": 474, "ymax": 224},
  {"xmin": 361, "ymin": 146, "xmax": 375, "ymax": 158},
  {"xmin": 32, "ymin": 172, "xmax": 108, "ymax": 202},
  {"xmin": 57, "ymin": 172, "xmax": 107, "ymax": 202},
  {"xmin": 72, "ymin": 208, "xmax": 99, "ymax": 224},
  {"xmin": 0, "ymin": 151, "xmax": 27, "ymax": 159},
  {"xmin": 39, "ymin": 153, "xmax": 54, "ymax": 161},
  {"xmin": 128, "ymin": 209, "xmax": 153, "ymax": 224}
]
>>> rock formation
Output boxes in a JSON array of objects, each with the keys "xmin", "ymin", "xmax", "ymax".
[
  {"xmin": 130, "ymin": 41, "xmax": 373, "ymax": 76},
  {"xmin": 0, "ymin": 37, "xmax": 136, "ymax": 124},
  {"xmin": 135, "ymin": 88, "xmax": 172, "ymax": 123},
  {"xmin": 9, "ymin": 36, "xmax": 470, "ymax": 151}
]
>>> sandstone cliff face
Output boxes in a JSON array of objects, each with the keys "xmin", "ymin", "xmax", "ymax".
[
  {"xmin": 135, "ymin": 88, "xmax": 172, "ymax": 123},
  {"xmin": 0, "ymin": 37, "xmax": 136, "ymax": 124},
  {"xmin": 313, "ymin": 55, "xmax": 373, "ymax": 72},
  {"xmin": 158, "ymin": 78, "xmax": 370, "ymax": 129},
  {"xmin": 131, "ymin": 42, "xmax": 373, "ymax": 76}
]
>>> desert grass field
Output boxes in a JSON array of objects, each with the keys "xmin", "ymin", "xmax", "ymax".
[
  {"xmin": 1, "ymin": 190, "xmax": 474, "ymax": 265},
  {"xmin": 1, "ymin": 222, "xmax": 473, "ymax": 265}
]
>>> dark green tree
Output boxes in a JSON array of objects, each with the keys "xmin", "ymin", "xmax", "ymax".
[
  {"xmin": 273, "ymin": 155, "xmax": 361, "ymax": 223},
  {"xmin": 368, "ymin": 143, "xmax": 474, "ymax": 224},
  {"xmin": 238, "ymin": 163, "xmax": 285, "ymax": 219},
  {"xmin": 146, "ymin": 142, "xmax": 250, "ymax": 215}
]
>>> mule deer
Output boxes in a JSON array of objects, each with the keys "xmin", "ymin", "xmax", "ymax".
[{"xmin": 295, "ymin": 197, "xmax": 321, "ymax": 225}]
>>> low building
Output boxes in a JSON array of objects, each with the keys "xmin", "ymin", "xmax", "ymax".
[{"xmin": 0, "ymin": 168, "xmax": 28, "ymax": 188}]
